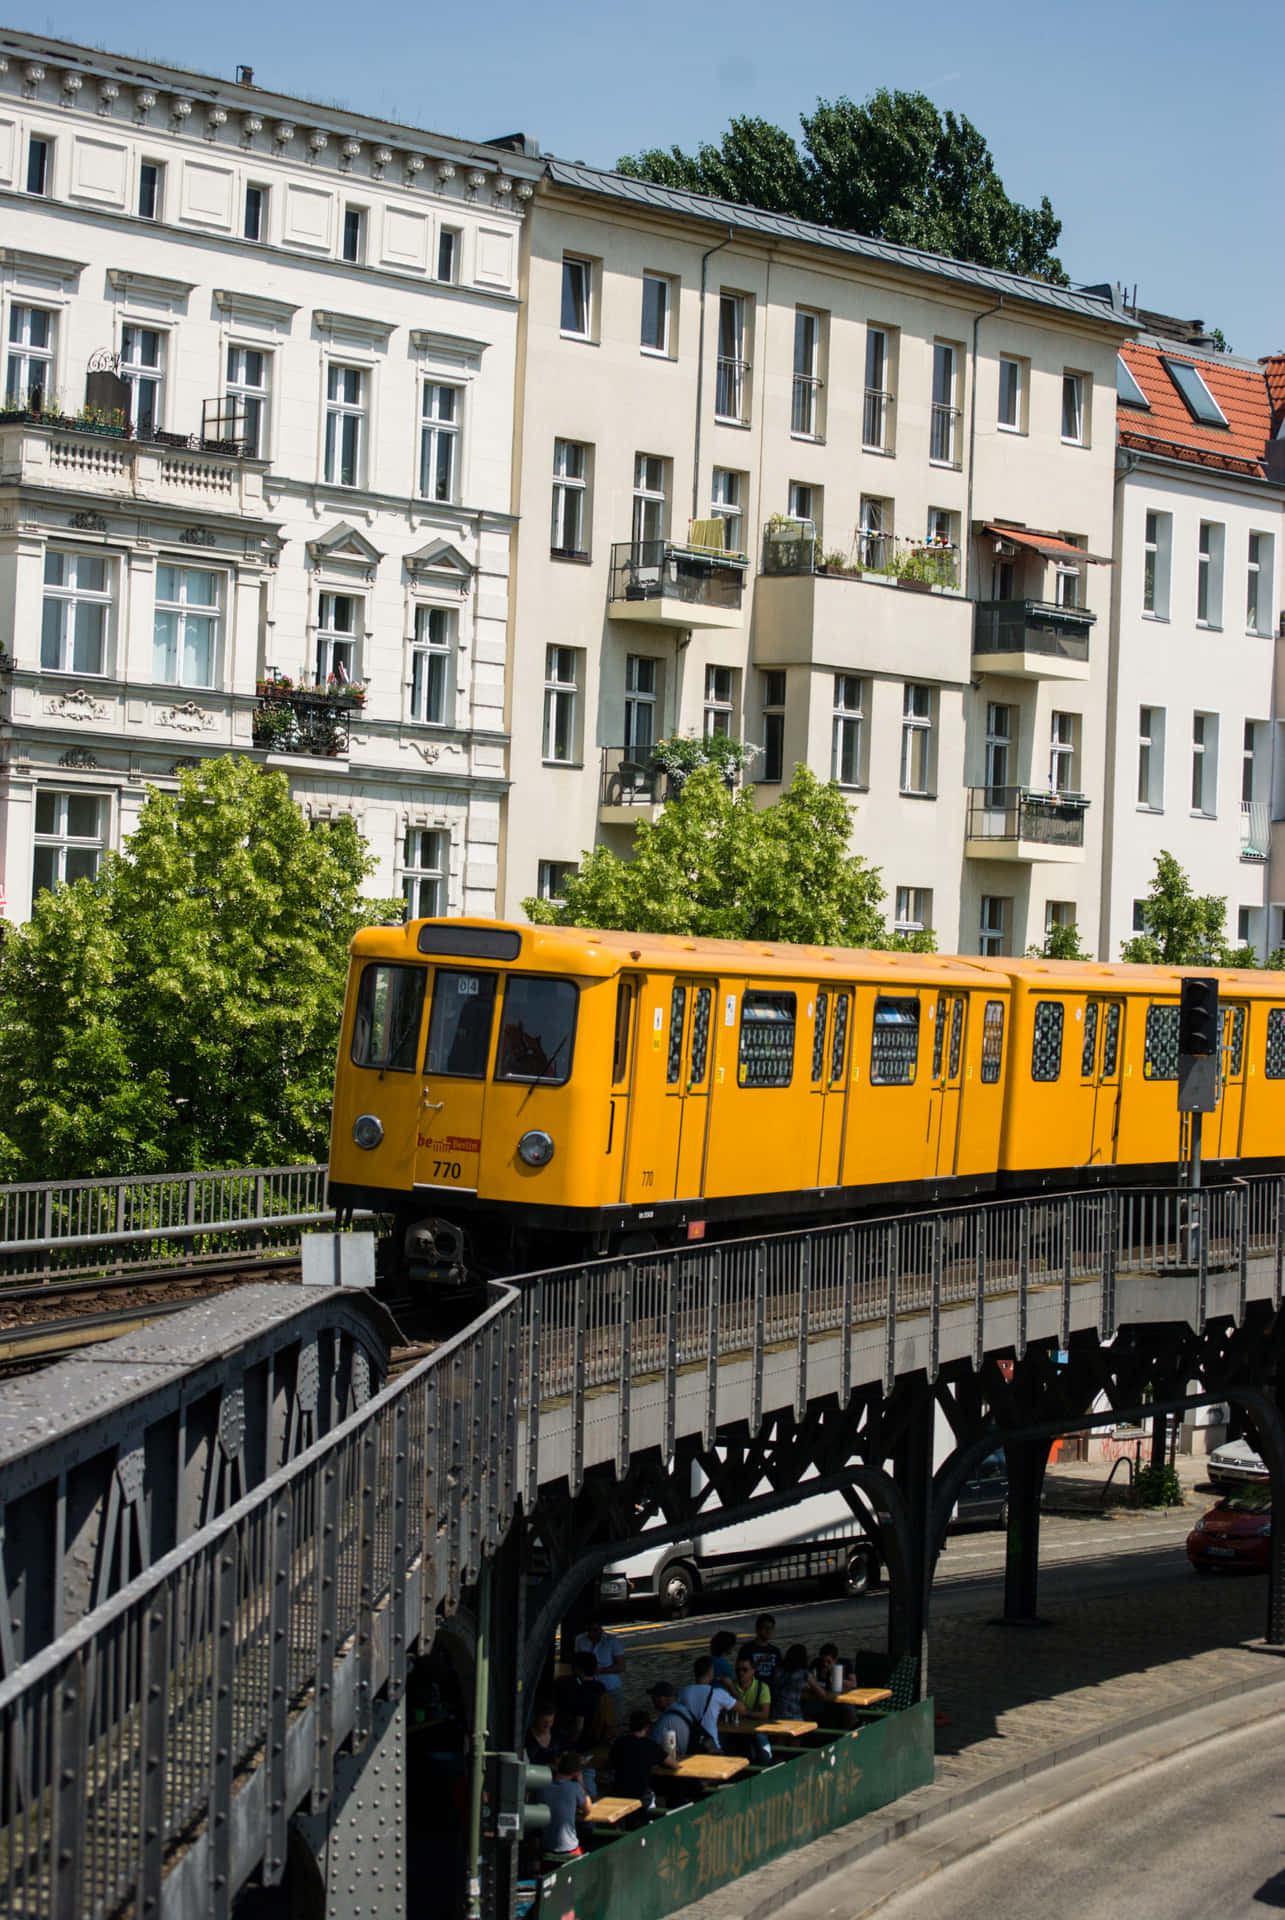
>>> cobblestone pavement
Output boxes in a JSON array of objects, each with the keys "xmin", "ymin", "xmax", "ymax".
[{"xmin": 603, "ymin": 1451, "xmax": 1285, "ymax": 1919}]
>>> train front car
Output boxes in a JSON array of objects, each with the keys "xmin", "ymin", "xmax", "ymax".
[{"xmin": 328, "ymin": 918, "xmax": 624, "ymax": 1286}]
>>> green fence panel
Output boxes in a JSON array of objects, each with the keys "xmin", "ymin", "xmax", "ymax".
[{"xmin": 539, "ymin": 1700, "xmax": 934, "ymax": 1920}]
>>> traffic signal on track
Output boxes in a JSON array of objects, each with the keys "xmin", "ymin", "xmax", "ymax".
[
  {"xmin": 489, "ymin": 1752, "xmax": 553, "ymax": 1839},
  {"xmin": 1179, "ymin": 977, "xmax": 1220, "ymax": 1056}
]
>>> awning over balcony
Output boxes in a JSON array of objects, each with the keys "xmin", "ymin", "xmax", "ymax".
[{"xmin": 982, "ymin": 524, "xmax": 1112, "ymax": 565}]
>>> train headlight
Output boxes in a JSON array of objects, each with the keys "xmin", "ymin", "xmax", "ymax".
[
  {"xmin": 352, "ymin": 1113, "xmax": 384, "ymax": 1151},
  {"xmin": 517, "ymin": 1130, "xmax": 555, "ymax": 1169}
]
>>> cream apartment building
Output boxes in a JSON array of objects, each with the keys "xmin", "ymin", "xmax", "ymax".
[
  {"xmin": 0, "ymin": 30, "xmax": 541, "ymax": 923},
  {"xmin": 503, "ymin": 159, "xmax": 1132, "ymax": 955}
]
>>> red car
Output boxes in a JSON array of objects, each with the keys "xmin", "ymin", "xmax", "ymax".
[{"xmin": 1186, "ymin": 1485, "xmax": 1272, "ymax": 1573}]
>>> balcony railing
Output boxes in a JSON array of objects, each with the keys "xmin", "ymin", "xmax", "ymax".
[
  {"xmin": 609, "ymin": 540, "xmax": 746, "ymax": 613},
  {"xmin": 973, "ymin": 599, "xmax": 1095, "ymax": 662},
  {"xmin": 0, "ymin": 397, "xmax": 249, "ymax": 457},
  {"xmin": 791, "ymin": 374, "xmax": 822, "ymax": 437},
  {"xmin": 599, "ymin": 745, "xmax": 678, "ymax": 809},
  {"xmin": 930, "ymin": 402, "xmax": 961, "ymax": 466},
  {"xmin": 863, "ymin": 387, "xmax": 893, "ymax": 450},
  {"xmin": 715, "ymin": 355, "xmax": 750, "ymax": 422},
  {"xmin": 967, "ymin": 786, "xmax": 1089, "ymax": 849},
  {"xmin": 253, "ymin": 678, "xmax": 367, "ymax": 758},
  {"xmin": 1241, "ymin": 799, "xmax": 1271, "ymax": 862}
]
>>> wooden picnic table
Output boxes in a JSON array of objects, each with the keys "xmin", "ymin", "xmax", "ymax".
[
  {"xmin": 834, "ymin": 1686, "xmax": 892, "ymax": 1708},
  {"xmin": 731, "ymin": 1717, "xmax": 817, "ymax": 1737},
  {"xmin": 583, "ymin": 1796, "xmax": 642, "ymax": 1826},
  {"xmin": 654, "ymin": 1753, "xmax": 749, "ymax": 1784}
]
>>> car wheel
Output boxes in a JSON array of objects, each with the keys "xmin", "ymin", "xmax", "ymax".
[
  {"xmin": 659, "ymin": 1562, "xmax": 696, "ymax": 1616},
  {"xmin": 843, "ymin": 1547, "xmax": 878, "ymax": 1597}
]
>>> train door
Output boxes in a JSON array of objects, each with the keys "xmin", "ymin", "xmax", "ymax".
[
  {"xmin": 1081, "ymin": 996, "xmax": 1124, "ymax": 1165},
  {"xmin": 666, "ymin": 977, "xmax": 715, "ymax": 1198},
  {"xmin": 929, "ymin": 993, "xmax": 967, "ymax": 1178},
  {"xmin": 810, "ymin": 987, "xmax": 853, "ymax": 1186},
  {"xmin": 1216, "ymin": 1003, "xmax": 1248, "ymax": 1159},
  {"xmin": 413, "ymin": 964, "xmax": 500, "ymax": 1193}
]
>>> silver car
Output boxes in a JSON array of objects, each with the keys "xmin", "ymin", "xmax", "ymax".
[{"xmin": 1207, "ymin": 1438, "xmax": 1268, "ymax": 1486}]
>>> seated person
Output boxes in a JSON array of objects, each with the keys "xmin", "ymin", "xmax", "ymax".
[
  {"xmin": 609, "ymin": 1709, "xmax": 676, "ymax": 1807},
  {"xmin": 730, "ymin": 1654, "xmax": 772, "ymax": 1720},
  {"xmin": 648, "ymin": 1680, "xmax": 690, "ymax": 1760},
  {"xmin": 556, "ymin": 1652, "xmax": 610, "ymax": 1745},
  {"xmin": 675, "ymin": 1655, "xmax": 738, "ymax": 1753},
  {"xmin": 771, "ymin": 1644, "xmax": 812, "ymax": 1721},
  {"xmin": 574, "ymin": 1617, "xmax": 628, "ymax": 1698},
  {"xmin": 540, "ymin": 1750, "xmax": 592, "ymax": 1859},
  {"xmin": 708, "ymin": 1631, "xmax": 738, "ymax": 1682},
  {"xmin": 805, "ymin": 1643, "xmax": 842, "ymax": 1700},
  {"xmin": 524, "ymin": 1700, "xmax": 558, "ymax": 1767}
]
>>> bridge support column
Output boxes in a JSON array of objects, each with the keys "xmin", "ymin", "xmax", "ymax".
[
  {"xmin": 889, "ymin": 1379, "xmax": 934, "ymax": 1699},
  {"xmin": 293, "ymin": 1689, "xmax": 406, "ymax": 1919},
  {"xmin": 482, "ymin": 1518, "xmax": 527, "ymax": 1920},
  {"xmin": 1001, "ymin": 1436, "xmax": 1048, "ymax": 1624}
]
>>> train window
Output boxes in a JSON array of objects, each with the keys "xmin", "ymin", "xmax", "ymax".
[
  {"xmin": 417, "ymin": 925, "xmax": 522, "ymax": 961},
  {"xmin": 1266, "ymin": 1009, "xmax": 1285, "ymax": 1079},
  {"xmin": 351, "ymin": 963, "xmax": 426, "ymax": 1072},
  {"xmin": 612, "ymin": 979, "xmax": 636, "ymax": 1084},
  {"xmin": 738, "ymin": 991, "xmax": 796, "ymax": 1088},
  {"xmin": 980, "ymin": 1001, "xmax": 1005, "ymax": 1083},
  {"xmin": 830, "ymin": 993, "xmax": 849, "ymax": 1085},
  {"xmin": 1081, "ymin": 1002, "xmax": 1098, "ymax": 1078},
  {"xmin": 871, "ymin": 997, "xmax": 919, "ymax": 1086},
  {"xmin": 1228, "ymin": 1006, "xmax": 1245, "ymax": 1076},
  {"xmin": 494, "ymin": 975, "xmax": 578, "ymax": 1084},
  {"xmin": 932, "ymin": 999, "xmax": 947, "ymax": 1079},
  {"xmin": 812, "ymin": 993, "xmax": 829, "ymax": 1082},
  {"xmin": 667, "ymin": 983, "xmax": 687, "ymax": 1084},
  {"xmin": 424, "ymin": 969, "xmax": 497, "ymax": 1078},
  {"xmin": 689, "ymin": 986, "xmax": 713, "ymax": 1085},
  {"xmin": 1031, "ymin": 1001, "xmax": 1064, "ymax": 1082},
  {"xmin": 949, "ymin": 998, "xmax": 964, "ymax": 1079},
  {"xmin": 1143, "ymin": 1004, "xmax": 1180, "ymax": 1080},
  {"xmin": 1102, "ymin": 1003, "xmax": 1121, "ymax": 1078}
]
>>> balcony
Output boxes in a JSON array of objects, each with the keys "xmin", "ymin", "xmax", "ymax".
[
  {"xmin": 965, "ymin": 787, "xmax": 1089, "ymax": 863},
  {"xmin": 253, "ymin": 679, "xmax": 367, "ymax": 760},
  {"xmin": 972, "ymin": 600, "xmax": 1094, "ymax": 681},
  {"xmin": 1241, "ymin": 800, "xmax": 1271, "ymax": 863},
  {"xmin": 754, "ymin": 545, "xmax": 970, "ymax": 684},
  {"xmin": 598, "ymin": 746, "xmax": 678, "ymax": 824},
  {"xmin": 0, "ymin": 413, "xmax": 266, "ymax": 516},
  {"xmin": 607, "ymin": 540, "xmax": 746, "ymax": 629}
]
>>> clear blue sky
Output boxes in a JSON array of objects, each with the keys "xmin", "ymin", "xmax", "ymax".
[{"xmin": 11, "ymin": 0, "xmax": 1282, "ymax": 359}]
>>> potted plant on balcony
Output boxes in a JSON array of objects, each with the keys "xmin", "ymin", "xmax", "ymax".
[
  {"xmin": 650, "ymin": 733, "xmax": 757, "ymax": 793},
  {"xmin": 72, "ymin": 406, "xmax": 127, "ymax": 438},
  {"xmin": 252, "ymin": 703, "xmax": 294, "ymax": 750},
  {"xmin": 323, "ymin": 675, "xmax": 368, "ymax": 706},
  {"xmin": 815, "ymin": 547, "xmax": 862, "ymax": 580}
]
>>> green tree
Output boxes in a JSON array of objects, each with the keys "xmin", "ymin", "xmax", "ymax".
[
  {"xmin": 1120, "ymin": 851, "xmax": 1255, "ymax": 967},
  {"xmin": 0, "ymin": 758, "xmax": 393, "ymax": 1180},
  {"xmin": 1027, "ymin": 920, "xmax": 1091, "ymax": 961},
  {"xmin": 523, "ymin": 763, "xmax": 932, "ymax": 950},
  {"xmin": 619, "ymin": 90, "xmax": 1066, "ymax": 282}
]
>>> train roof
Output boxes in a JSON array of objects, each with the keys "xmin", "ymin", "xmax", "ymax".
[{"xmin": 971, "ymin": 957, "xmax": 1285, "ymax": 995}]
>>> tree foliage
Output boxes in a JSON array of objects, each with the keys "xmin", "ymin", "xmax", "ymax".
[
  {"xmin": 523, "ymin": 764, "xmax": 934, "ymax": 950},
  {"xmin": 618, "ymin": 91, "xmax": 1066, "ymax": 282},
  {"xmin": 1027, "ymin": 920, "xmax": 1091, "ymax": 961},
  {"xmin": 0, "ymin": 758, "xmax": 394, "ymax": 1180},
  {"xmin": 1119, "ymin": 851, "xmax": 1270, "ymax": 968}
]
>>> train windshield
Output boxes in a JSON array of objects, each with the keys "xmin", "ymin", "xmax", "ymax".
[
  {"xmin": 495, "ymin": 976, "xmax": 578, "ymax": 1084},
  {"xmin": 351, "ymin": 963, "xmax": 426, "ymax": 1072},
  {"xmin": 424, "ymin": 969, "xmax": 498, "ymax": 1078}
]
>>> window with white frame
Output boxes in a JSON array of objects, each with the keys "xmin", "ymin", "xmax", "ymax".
[
  {"xmin": 1247, "ymin": 532, "xmax": 1273, "ymax": 634},
  {"xmin": 925, "ymin": 506, "xmax": 959, "ymax": 584},
  {"xmin": 1197, "ymin": 520, "xmax": 1224, "ymax": 626},
  {"xmin": 1061, "ymin": 371, "xmax": 1086, "ymax": 445},
  {"xmin": 985, "ymin": 702, "xmax": 1012, "ymax": 801},
  {"xmin": 1054, "ymin": 552, "xmax": 1082, "ymax": 609},
  {"xmin": 703, "ymin": 664, "xmax": 736, "ymax": 737},
  {"xmin": 1049, "ymin": 711, "xmax": 1079, "ymax": 793},
  {"xmin": 537, "ymin": 859, "xmax": 577, "ymax": 904},
  {"xmin": 403, "ymin": 828, "xmax": 446, "ymax": 919},
  {"xmin": 419, "ymin": 383, "xmax": 460, "ymax": 502},
  {"xmin": 792, "ymin": 308, "xmax": 823, "ymax": 437},
  {"xmin": 894, "ymin": 887, "xmax": 932, "ymax": 938},
  {"xmin": 715, "ymin": 293, "xmax": 748, "ymax": 423},
  {"xmin": 788, "ymin": 481, "xmax": 819, "ymax": 534},
  {"xmin": 930, "ymin": 342, "xmax": 960, "ymax": 465},
  {"xmin": 42, "ymin": 551, "xmax": 113, "ymax": 675},
  {"xmin": 153, "ymin": 564, "xmax": 221, "ymax": 687},
  {"xmin": 900, "ymin": 684, "xmax": 934, "ymax": 795},
  {"xmin": 551, "ymin": 439, "xmax": 589, "ymax": 556},
  {"xmin": 632, "ymin": 453, "xmax": 667, "ymax": 546},
  {"xmin": 1238, "ymin": 906, "xmax": 1254, "ymax": 946},
  {"xmin": 243, "ymin": 183, "xmax": 268, "ymax": 242},
  {"xmin": 120, "ymin": 325, "xmax": 164, "ymax": 437},
  {"xmin": 863, "ymin": 325, "xmax": 894, "ymax": 450},
  {"xmin": 323, "ymin": 364, "xmax": 365, "ymax": 487},
  {"xmin": 561, "ymin": 256, "xmax": 592, "ymax": 338},
  {"xmin": 32, "ymin": 790, "xmax": 105, "ymax": 895},
  {"xmin": 1132, "ymin": 899, "xmax": 1147, "ymax": 934},
  {"xmin": 316, "ymin": 592, "xmax": 361, "ymax": 684},
  {"xmin": 997, "ymin": 356, "xmax": 1025, "ymax": 431},
  {"xmin": 436, "ymin": 227, "xmax": 459, "ymax": 283},
  {"xmin": 410, "ymin": 606, "xmax": 454, "ymax": 725},
  {"xmin": 710, "ymin": 468, "xmax": 744, "ymax": 552},
  {"xmin": 1191, "ymin": 712, "xmax": 1218, "ymax": 814},
  {"xmin": 5, "ymin": 305, "xmax": 55, "ymax": 411},
  {"xmin": 543, "ymin": 646, "xmax": 581, "ymax": 762},
  {"xmin": 1045, "ymin": 900, "xmax": 1076, "ymax": 938},
  {"xmin": 138, "ymin": 159, "xmax": 163, "ymax": 220},
  {"xmin": 624, "ymin": 654, "xmax": 658, "ymax": 753},
  {"xmin": 1243, "ymin": 719, "xmax": 1260, "ymax": 804},
  {"xmin": 761, "ymin": 669, "xmax": 786, "ymax": 783},
  {"xmin": 640, "ymin": 274, "xmax": 671, "ymax": 355},
  {"xmin": 1142, "ymin": 508, "xmax": 1172, "ymax": 616},
  {"xmin": 858, "ymin": 495, "xmax": 891, "ymax": 571},
  {"xmin": 341, "ymin": 205, "xmax": 366, "ymax": 264},
  {"xmin": 225, "ymin": 345, "xmax": 270, "ymax": 459},
  {"xmin": 979, "ymin": 895, "xmax": 1010, "ymax": 957},
  {"xmin": 831, "ymin": 675, "xmax": 865, "ymax": 786},
  {"xmin": 1138, "ymin": 705, "xmax": 1165, "ymax": 809},
  {"xmin": 26, "ymin": 136, "xmax": 51, "ymax": 197}
]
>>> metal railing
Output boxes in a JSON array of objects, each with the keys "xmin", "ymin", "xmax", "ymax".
[
  {"xmin": 0, "ymin": 1163, "xmax": 335, "ymax": 1284},
  {"xmin": 930, "ymin": 402, "xmax": 961, "ymax": 466},
  {"xmin": 791, "ymin": 373, "xmax": 822, "ymax": 437},
  {"xmin": 863, "ymin": 387, "xmax": 893, "ymax": 450},
  {"xmin": 715, "ymin": 355, "xmax": 750, "ymax": 422},
  {"xmin": 1241, "ymin": 799, "xmax": 1271, "ymax": 862},
  {"xmin": 599, "ymin": 744, "xmax": 676, "ymax": 809},
  {"xmin": 608, "ymin": 539, "xmax": 746, "ymax": 613},
  {"xmin": 966, "ymin": 785, "xmax": 1089, "ymax": 850},
  {"xmin": 973, "ymin": 599, "xmax": 1095, "ymax": 662}
]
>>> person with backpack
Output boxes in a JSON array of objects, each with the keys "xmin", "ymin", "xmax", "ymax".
[
  {"xmin": 648, "ymin": 1680, "xmax": 691, "ymax": 1759},
  {"xmin": 675, "ymin": 1655, "xmax": 738, "ymax": 1754}
]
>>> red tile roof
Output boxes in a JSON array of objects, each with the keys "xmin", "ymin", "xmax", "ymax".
[
  {"xmin": 1263, "ymin": 354, "xmax": 1285, "ymax": 431},
  {"xmin": 1118, "ymin": 341, "xmax": 1275, "ymax": 479}
]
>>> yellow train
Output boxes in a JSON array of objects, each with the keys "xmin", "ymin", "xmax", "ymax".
[{"xmin": 326, "ymin": 919, "xmax": 1285, "ymax": 1285}]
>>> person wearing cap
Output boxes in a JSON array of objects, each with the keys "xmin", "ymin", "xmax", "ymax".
[{"xmin": 647, "ymin": 1681, "xmax": 690, "ymax": 1760}]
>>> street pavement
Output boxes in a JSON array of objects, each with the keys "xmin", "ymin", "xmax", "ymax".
[{"xmin": 596, "ymin": 1450, "xmax": 1285, "ymax": 1920}]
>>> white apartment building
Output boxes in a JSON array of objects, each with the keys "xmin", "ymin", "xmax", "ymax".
[
  {"xmin": 1102, "ymin": 339, "xmax": 1285, "ymax": 959},
  {"xmin": 0, "ymin": 30, "xmax": 541, "ymax": 923},
  {"xmin": 503, "ymin": 158, "xmax": 1131, "ymax": 955}
]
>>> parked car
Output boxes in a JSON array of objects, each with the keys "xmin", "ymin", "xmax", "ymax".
[
  {"xmin": 1207, "ymin": 1438, "xmax": 1268, "ymax": 1487},
  {"xmin": 951, "ymin": 1451, "xmax": 1009, "ymax": 1529},
  {"xmin": 1186, "ymin": 1485, "xmax": 1272, "ymax": 1573}
]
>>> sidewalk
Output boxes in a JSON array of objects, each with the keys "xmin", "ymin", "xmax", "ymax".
[{"xmin": 669, "ymin": 1449, "xmax": 1283, "ymax": 1920}]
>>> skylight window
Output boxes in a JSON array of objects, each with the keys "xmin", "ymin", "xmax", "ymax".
[
  {"xmin": 1116, "ymin": 356, "xmax": 1150, "ymax": 409},
  {"xmin": 1162, "ymin": 356, "xmax": 1228, "ymax": 427}
]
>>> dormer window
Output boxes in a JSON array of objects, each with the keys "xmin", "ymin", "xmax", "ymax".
[
  {"xmin": 1162, "ymin": 356, "xmax": 1227, "ymax": 427},
  {"xmin": 1116, "ymin": 356, "xmax": 1150, "ymax": 409}
]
